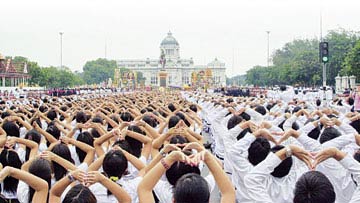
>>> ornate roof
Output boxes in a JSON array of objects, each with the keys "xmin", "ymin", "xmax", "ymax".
[{"xmin": 160, "ymin": 31, "xmax": 179, "ymax": 46}]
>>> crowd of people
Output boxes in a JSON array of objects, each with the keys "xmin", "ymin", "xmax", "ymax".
[{"xmin": 0, "ymin": 86, "xmax": 358, "ymax": 203}]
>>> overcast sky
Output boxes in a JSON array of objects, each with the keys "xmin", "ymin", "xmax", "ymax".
[{"xmin": 1, "ymin": 0, "xmax": 359, "ymax": 76}]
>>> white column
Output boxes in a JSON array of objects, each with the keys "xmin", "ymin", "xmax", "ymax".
[
  {"xmin": 349, "ymin": 75, "xmax": 356, "ymax": 90},
  {"xmin": 335, "ymin": 75, "xmax": 341, "ymax": 93}
]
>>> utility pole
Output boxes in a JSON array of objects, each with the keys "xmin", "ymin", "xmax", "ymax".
[
  {"xmin": 59, "ymin": 32, "xmax": 64, "ymax": 69},
  {"xmin": 266, "ymin": 31, "xmax": 270, "ymax": 68}
]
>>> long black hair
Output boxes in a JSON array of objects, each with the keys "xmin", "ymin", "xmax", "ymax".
[
  {"xmin": 24, "ymin": 130, "xmax": 42, "ymax": 161},
  {"xmin": 0, "ymin": 150, "xmax": 22, "ymax": 194},
  {"xmin": 51, "ymin": 143, "xmax": 75, "ymax": 181},
  {"xmin": 76, "ymin": 131, "xmax": 94, "ymax": 163},
  {"xmin": 28, "ymin": 159, "xmax": 52, "ymax": 202}
]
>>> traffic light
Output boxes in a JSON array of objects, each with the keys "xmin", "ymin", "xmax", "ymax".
[{"xmin": 319, "ymin": 42, "xmax": 329, "ymax": 63}]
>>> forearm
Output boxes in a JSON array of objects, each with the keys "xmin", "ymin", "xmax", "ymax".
[
  {"xmin": 204, "ymin": 151, "xmax": 235, "ymax": 201},
  {"xmin": 100, "ymin": 177, "xmax": 132, "ymax": 203}
]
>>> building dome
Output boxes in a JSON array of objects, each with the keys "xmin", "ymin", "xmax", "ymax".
[{"xmin": 160, "ymin": 31, "xmax": 179, "ymax": 46}]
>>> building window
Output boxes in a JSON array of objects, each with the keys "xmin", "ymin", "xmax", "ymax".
[
  {"xmin": 168, "ymin": 75, "xmax": 172, "ymax": 85},
  {"xmin": 151, "ymin": 75, "xmax": 158, "ymax": 85},
  {"xmin": 182, "ymin": 76, "xmax": 189, "ymax": 84}
]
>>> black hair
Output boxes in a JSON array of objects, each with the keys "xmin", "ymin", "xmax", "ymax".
[
  {"xmin": 348, "ymin": 97, "xmax": 354, "ymax": 106},
  {"xmin": 112, "ymin": 140, "xmax": 133, "ymax": 155},
  {"xmin": 270, "ymin": 145, "xmax": 293, "ymax": 178},
  {"xmin": 173, "ymin": 173, "xmax": 210, "ymax": 203},
  {"xmin": 76, "ymin": 131, "xmax": 94, "ymax": 163},
  {"xmin": 28, "ymin": 159, "xmax": 52, "ymax": 202},
  {"xmin": 143, "ymin": 115, "xmax": 157, "ymax": 128},
  {"xmin": 166, "ymin": 161, "xmax": 201, "ymax": 186},
  {"xmin": 90, "ymin": 128, "xmax": 101, "ymax": 139},
  {"xmin": 248, "ymin": 137, "xmax": 270, "ymax": 166},
  {"xmin": 168, "ymin": 115, "xmax": 181, "ymax": 129},
  {"xmin": 280, "ymin": 85, "xmax": 286, "ymax": 91},
  {"xmin": 1, "ymin": 111, "xmax": 10, "ymax": 119},
  {"xmin": 2, "ymin": 121, "xmax": 20, "ymax": 137},
  {"xmin": 47, "ymin": 110, "xmax": 58, "ymax": 121},
  {"xmin": 316, "ymin": 99, "xmax": 321, "ymax": 107},
  {"xmin": 255, "ymin": 105, "xmax": 266, "ymax": 115},
  {"xmin": 175, "ymin": 112, "xmax": 190, "ymax": 127},
  {"xmin": 51, "ymin": 143, "xmax": 75, "ymax": 181},
  {"xmin": 227, "ymin": 115, "xmax": 243, "ymax": 130},
  {"xmin": 319, "ymin": 127, "xmax": 341, "ymax": 144},
  {"xmin": 120, "ymin": 112, "xmax": 134, "ymax": 122},
  {"xmin": 62, "ymin": 184, "xmax": 96, "ymax": 203},
  {"xmin": 189, "ymin": 104, "xmax": 198, "ymax": 113},
  {"xmin": 0, "ymin": 150, "xmax": 22, "ymax": 194},
  {"xmin": 240, "ymin": 112, "xmax": 251, "ymax": 121},
  {"xmin": 350, "ymin": 120, "xmax": 360, "ymax": 134},
  {"xmin": 293, "ymin": 171, "xmax": 335, "ymax": 203},
  {"xmin": 292, "ymin": 106, "xmax": 302, "ymax": 114},
  {"xmin": 168, "ymin": 103, "xmax": 176, "ymax": 112},
  {"xmin": 92, "ymin": 116, "xmax": 103, "ymax": 124},
  {"xmin": 169, "ymin": 135, "xmax": 188, "ymax": 145},
  {"xmin": 39, "ymin": 105, "xmax": 48, "ymax": 113},
  {"xmin": 24, "ymin": 129, "xmax": 42, "ymax": 161},
  {"xmin": 226, "ymin": 98, "xmax": 234, "ymax": 103},
  {"xmin": 75, "ymin": 111, "xmax": 88, "ymax": 124},
  {"xmin": 126, "ymin": 125, "xmax": 145, "ymax": 158},
  {"xmin": 305, "ymin": 119, "xmax": 321, "ymax": 140},
  {"xmin": 103, "ymin": 150, "xmax": 128, "ymax": 195},
  {"xmin": 46, "ymin": 123, "xmax": 61, "ymax": 146}
]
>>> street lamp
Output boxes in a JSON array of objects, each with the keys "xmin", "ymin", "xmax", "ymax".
[
  {"xmin": 266, "ymin": 31, "xmax": 270, "ymax": 68},
  {"xmin": 59, "ymin": 32, "xmax": 64, "ymax": 69}
]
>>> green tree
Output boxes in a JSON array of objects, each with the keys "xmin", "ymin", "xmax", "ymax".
[
  {"xmin": 83, "ymin": 58, "xmax": 117, "ymax": 84},
  {"xmin": 324, "ymin": 28, "xmax": 359, "ymax": 84},
  {"xmin": 342, "ymin": 40, "xmax": 360, "ymax": 82}
]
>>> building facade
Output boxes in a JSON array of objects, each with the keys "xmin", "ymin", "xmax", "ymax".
[{"xmin": 117, "ymin": 32, "xmax": 226, "ymax": 87}]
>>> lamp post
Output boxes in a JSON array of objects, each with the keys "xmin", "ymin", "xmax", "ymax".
[
  {"xmin": 59, "ymin": 32, "xmax": 64, "ymax": 69},
  {"xmin": 266, "ymin": 31, "xmax": 270, "ymax": 68}
]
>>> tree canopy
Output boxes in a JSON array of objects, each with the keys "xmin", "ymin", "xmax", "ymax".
[{"xmin": 246, "ymin": 28, "xmax": 360, "ymax": 86}]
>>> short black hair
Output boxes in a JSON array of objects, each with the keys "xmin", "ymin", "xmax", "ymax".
[
  {"xmin": 319, "ymin": 127, "xmax": 341, "ymax": 144},
  {"xmin": 166, "ymin": 162, "xmax": 201, "ymax": 186},
  {"xmin": 173, "ymin": 173, "xmax": 210, "ymax": 203},
  {"xmin": 293, "ymin": 171, "xmax": 335, "ymax": 203},
  {"xmin": 248, "ymin": 137, "xmax": 270, "ymax": 166},
  {"xmin": 227, "ymin": 115, "xmax": 243, "ymax": 130},
  {"xmin": 270, "ymin": 145, "xmax": 293, "ymax": 178}
]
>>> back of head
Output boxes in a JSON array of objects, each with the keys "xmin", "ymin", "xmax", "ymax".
[
  {"xmin": 47, "ymin": 110, "xmax": 57, "ymax": 121},
  {"xmin": 168, "ymin": 103, "xmax": 176, "ymax": 112},
  {"xmin": 173, "ymin": 173, "xmax": 210, "ymax": 203},
  {"xmin": 126, "ymin": 125, "xmax": 145, "ymax": 158},
  {"xmin": 294, "ymin": 171, "xmax": 335, "ymax": 203},
  {"xmin": 168, "ymin": 115, "xmax": 181, "ymax": 129},
  {"xmin": 227, "ymin": 115, "xmax": 243, "ymax": 130},
  {"xmin": 270, "ymin": 145, "xmax": 293, "ymax": 178},
  {"xmin": 76, "ymin": 131, "xmax": 94, "ymax": 162},
  {"xmin": 120, "ymin": 112, "xmax": 134, "ymax": 122},
  {"xmin": 2, "ymin": 121, "xmax": 20, "ymax": 137},
  {"xmin": 25, "ymin": 129, "xmax": 42, "ymax": 160},
  {"xmin": 189, "ymin": 104, "xmax": 197, "ymax": 113},
  {"xmin": 350, "ymin": 120, "xmax": 360, "ymax": 134},
  {"xmin": 319, "ymin": 127, "xmax": 341, "ymax": 144},
  {"xmin": 248, "ymin": 137, "xmax": 270, "ymax": 166},
  {"xmin": 280, "ymin": 85, "xmax": 287, "ymax": 91},
  {"xmin": 103, "ymin": 150, "xmax": 128, "ymax": 179},
  {"xmin": 51, "ymin": 143, "xmax": 74, "ymax": 180},
  {"xmin": 75, "ymin": 111, "xmax": 88, "ymax": 124},
  {"xmin": 255, "ymin": 105, "xmax": 266, "ymax": 115},
  {"xmin": 169, "ymin": 135, "xmax": 188, "ymax": 145},
  {"xmin": 166, "ymin": 162, "xmax": 201, "ymax": 186},
  {"xmin": 29, "ymin": 159, "xmax": 52, "ymax": 202},
  {"xmin": 142, "ymin": 115, "xmax": 157, "ymax": 128},
  {"xmin": 0, "ymin": 149, "xmax": 22, "ymax": 193},
  {"xmin": 62, "ymin": 184, "xmax": 96, "ymax": 203}
]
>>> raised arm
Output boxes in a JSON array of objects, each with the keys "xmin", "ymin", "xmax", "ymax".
[{"xmin": 0, "ymin": 166, "xmax": 48, "ymax": 203}]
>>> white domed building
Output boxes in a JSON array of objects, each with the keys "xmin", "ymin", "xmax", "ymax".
[{"xmin": 117, "ymin": 32, "xmax": 226, "ymax": 87}]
